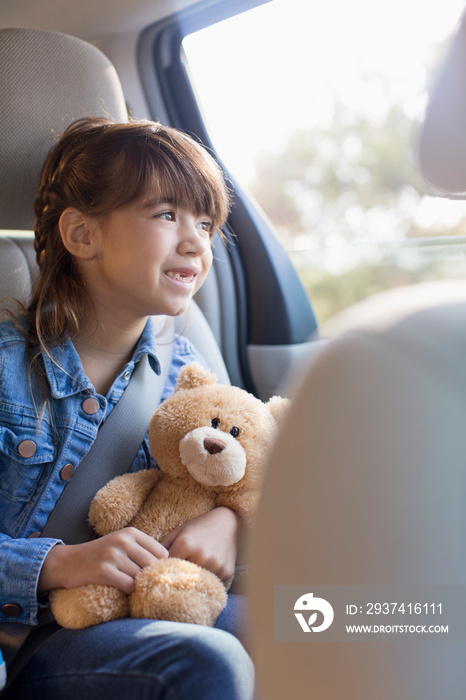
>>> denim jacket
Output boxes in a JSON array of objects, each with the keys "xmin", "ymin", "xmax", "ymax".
[{"xmin": 0, "ymin": 316, "xmax": 205, "ymax": 625}]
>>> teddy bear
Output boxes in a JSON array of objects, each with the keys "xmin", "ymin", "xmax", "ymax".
[{"xmin": 50, "ymin": 362, "xmax": 289, "ymax": 629}]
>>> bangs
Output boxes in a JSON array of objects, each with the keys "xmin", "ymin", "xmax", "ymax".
[{"xmin": 105, "ymin": 125, "xmax": 230, "ymax": 232}]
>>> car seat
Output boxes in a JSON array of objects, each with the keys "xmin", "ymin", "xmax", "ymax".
[
  {"xmin": 249, "ymin": 279, "xmax": 466, "ymax": 699},
  {"xmin": 0, "ymin": 27, "xmax": 229, "ymax": 384},
  {"xmin": 418, "ymin": 8, "xmax": 466, "ymax": 193}
]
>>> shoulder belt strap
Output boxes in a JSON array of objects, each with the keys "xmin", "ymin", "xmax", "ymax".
[{"xmin": 41, "ymin": 316, "xmax": 175, "ymax": 544}]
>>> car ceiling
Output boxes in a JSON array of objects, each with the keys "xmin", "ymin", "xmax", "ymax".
[{"xmin": 0, "ymin": 0, "xmax": 200, "ymax": 40}]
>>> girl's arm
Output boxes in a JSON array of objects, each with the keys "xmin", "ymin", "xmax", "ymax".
[
  {"xmin": 0, "ymin": 533, "xmax": 63, "ymax": 625},
  {"xmin": 38, "ymin": 470, "xmax": 167, "ymax": 596},
  {"xmin": 160, "ymin": 506, "xmax": 241, "ymax": 581},
  {"xmin": 38, "ymin": 527, "xmax": 169, "ymax": 595}
]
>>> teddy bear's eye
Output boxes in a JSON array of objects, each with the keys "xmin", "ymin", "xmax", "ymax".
[
  {"xmin": 211, "ymin": 418, "xmax": 220, "ymax": 429},
  {"xmin": 230, "ymin": 426, "xmax": 240, "ymax": 438}
]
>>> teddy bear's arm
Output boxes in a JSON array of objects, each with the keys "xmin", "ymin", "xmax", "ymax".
[{"xmin": 88, "ymin": 468, "xmax": 163, "ymax": 535}]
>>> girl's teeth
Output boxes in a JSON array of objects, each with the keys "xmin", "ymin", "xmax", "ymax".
[{"xmin": 167, "ymin": 271, "xmax": 194, "ymax": 282}]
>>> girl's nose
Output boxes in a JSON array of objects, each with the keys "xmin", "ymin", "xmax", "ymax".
[{"xmin": 178, "ymin": 218, "xmax": 210, "ymax": 256}]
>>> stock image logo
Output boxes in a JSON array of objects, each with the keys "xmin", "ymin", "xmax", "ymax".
[
  {"xmin": 294, "ymin": 592, "xmax": 334, "ymax": 633},
  {"xmin": 276, "ymin": 585, "xmax": 463, "ymax": 643}
]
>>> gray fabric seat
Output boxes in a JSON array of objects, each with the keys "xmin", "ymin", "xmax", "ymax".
[
  {"xmin": 0, "ymin": 28, "xmax": 128, "ymax": 231},
  {"xmin": 0, "ymin": 27, "xmax": 229, "ymax": 384}
]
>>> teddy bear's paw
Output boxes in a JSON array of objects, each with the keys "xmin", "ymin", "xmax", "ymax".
[
  {"xmin": 130, "ymin": 558, "xmax": 228, "ymax": 626},
  {"xmin": 50, "ymin": 584, "xmax": 129, "ymax": 629}
]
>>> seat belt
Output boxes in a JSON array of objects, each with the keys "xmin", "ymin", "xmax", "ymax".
[
  {"xmin": 41, "ymin": 350, "xmax": 171, "ymax": 543},
  {"xmin": 0, "ymin": 318, "xmax": 175, "ymax": 693}
]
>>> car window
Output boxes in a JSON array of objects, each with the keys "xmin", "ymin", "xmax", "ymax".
[{"xmin": 183, "ymin": 0, "xmax": 466, "ymax": 323}]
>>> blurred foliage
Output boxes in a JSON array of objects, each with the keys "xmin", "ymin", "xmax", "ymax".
[
  {"xmin": 291, "ymin": 240, "xmax": 466, "ymax": 323},
  {"xmin": 248, "ymin": 97, "xmax": 466, "ymax": 323},
  {"xmin": 250, "ymin": 102, "xmax": 423, "ymax": 242}
]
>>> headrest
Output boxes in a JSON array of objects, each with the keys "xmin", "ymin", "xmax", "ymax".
[
  {"xmin": 0, "ymin": 28, "xmax": 128, "ymax": 230},
  {"xmin": 250, "ymin": 279, "xmax": 466, "ymax": 698}
]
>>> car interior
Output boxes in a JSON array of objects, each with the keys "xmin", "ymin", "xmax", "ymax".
[
  {"xmin": 0, "ymin": 0, "xmax": 322, "ymax": 404},
  {"xmin": 1, "ymin": 0, "xmax": 465, "ymax": 697}
]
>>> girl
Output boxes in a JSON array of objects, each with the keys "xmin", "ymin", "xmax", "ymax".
[{"xmin": 0, "ymin": 118, "xmax": 254, "ymax": 699}]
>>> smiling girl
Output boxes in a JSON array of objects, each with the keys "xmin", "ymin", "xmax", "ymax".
[{"xmin": 0, "ymin": 118, "xmax": 254, "ymax": 700}]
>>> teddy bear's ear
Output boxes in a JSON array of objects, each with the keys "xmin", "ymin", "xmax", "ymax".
[
  {"xmin": 175, "ymin": 362, "xmax": 218, "ymax": 392},
  {"xmin": 267, "ymin": 395, "xmax": 290, "ymax": 424}
]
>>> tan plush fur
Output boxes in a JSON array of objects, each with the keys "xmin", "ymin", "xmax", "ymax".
[{"xmin": 50, "ymin": 363, "xmax": 289, "ymax": 629}]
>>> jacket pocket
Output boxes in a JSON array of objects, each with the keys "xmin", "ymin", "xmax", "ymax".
[{"xmin": 0, "ymin": 419, "xmax": 56, "ymax": 502}]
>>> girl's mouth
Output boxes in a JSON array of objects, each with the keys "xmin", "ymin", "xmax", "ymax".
[{"xmin": 165, "ymin": 269, "xmax": 197, "ymax": 284}]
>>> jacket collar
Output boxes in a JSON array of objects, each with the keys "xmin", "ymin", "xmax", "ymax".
[{"xmin": 42, "ymin": 317, "xmax": 161, "ymax": 399}]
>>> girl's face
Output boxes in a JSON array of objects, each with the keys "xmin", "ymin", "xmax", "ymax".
[{"xmin": 82, "ymin": 198, "xmax": 214, "ymax": 322}]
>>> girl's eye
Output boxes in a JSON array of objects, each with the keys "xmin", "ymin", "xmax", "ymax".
[
  {"xmin": 198, "ymin": 220, "xmax": 213, "ymax": 235},
  {"xmin": 155, "ymin": 210, "xmax": 175, "ymax": 221}
]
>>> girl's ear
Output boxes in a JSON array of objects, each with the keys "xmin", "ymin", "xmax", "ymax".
[{"xmin": 59, "ymin": 207, "xmax": 98, "ymax": 260}]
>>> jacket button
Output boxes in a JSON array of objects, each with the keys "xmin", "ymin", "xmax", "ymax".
[
  {"xmin": 60, "ymin": 463, "xmax": 75, "ymax": 481},
  {"xmin": 18, "ymin": 440, "xmax": 37, "ymax": 458},
  {"xmin": 82, "ymin": 397, "xmax": 100, "ymax": 415},
  {"xmin": 1, "ymin": 603, "xmax": 22, "ymax": 617}
]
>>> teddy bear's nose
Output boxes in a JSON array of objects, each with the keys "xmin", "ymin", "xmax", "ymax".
[{"xmin": 204, "ymin": 437, "xmax": 226, "ymax": 455}]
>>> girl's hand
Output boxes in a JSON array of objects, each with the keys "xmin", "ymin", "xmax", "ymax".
[
  {"xmin": 38, "ymin": 527, "xmax": 168, "ymax": 595},
  {"xmin": 160, "ymin": 507, "xmax": 241, "ymax": 581}
]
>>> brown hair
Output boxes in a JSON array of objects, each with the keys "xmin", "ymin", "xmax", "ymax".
[{"xmin": 25, "ymin": 117, "xmax": 230, "ymax": 354}]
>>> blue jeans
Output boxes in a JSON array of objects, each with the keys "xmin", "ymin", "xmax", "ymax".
[{"xmin": 7, "ymin": 595, "xmax": 254, "ymax": 700}]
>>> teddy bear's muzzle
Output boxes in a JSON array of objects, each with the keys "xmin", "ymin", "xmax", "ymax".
[{"xmin": 179, "ymin": 426, "xmax": 247, "ymax": 487}]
